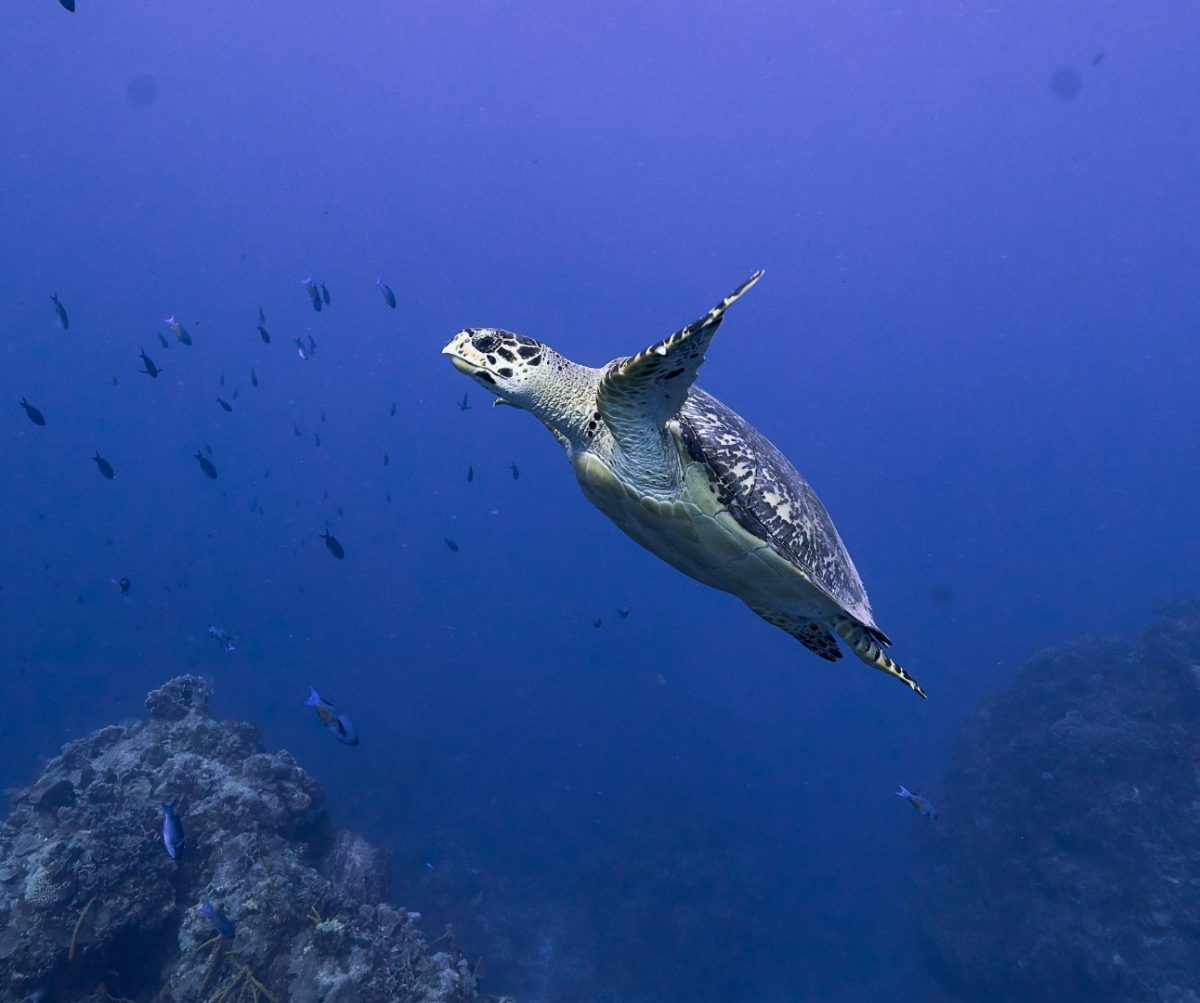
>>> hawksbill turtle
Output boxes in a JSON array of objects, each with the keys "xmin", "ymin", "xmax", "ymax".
[{"xmin": 442, "ymin": 272, "xmax": 925, "ymax": 698}]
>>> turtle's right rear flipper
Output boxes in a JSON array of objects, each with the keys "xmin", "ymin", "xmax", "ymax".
[{"xmin": 751, "ymin": 606, "xmax": 843, "ymax": 662}]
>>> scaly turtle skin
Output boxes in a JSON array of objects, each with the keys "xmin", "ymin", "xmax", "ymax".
[{"xmin": 442, "ymin": 273, "xmax": 924, "ymax": 698}]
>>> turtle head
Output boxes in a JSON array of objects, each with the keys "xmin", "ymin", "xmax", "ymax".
[{"xmin": 442, "ymin": 328, "xmax": 550, "ymax": 407}]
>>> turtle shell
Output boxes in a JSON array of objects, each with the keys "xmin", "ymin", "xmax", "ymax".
[{"xmin": 674, "ymin": 388, "xmax": 877, "ymax": 626}]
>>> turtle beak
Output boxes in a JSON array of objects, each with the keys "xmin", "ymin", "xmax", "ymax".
[{"xmin": 447, "ymin": 353, "xmax": 476, "ymax": 376}]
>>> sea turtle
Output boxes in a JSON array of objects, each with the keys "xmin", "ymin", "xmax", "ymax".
[{"xmin": 442, "ymin": 272, "xmax": 925, "ymax": 698}]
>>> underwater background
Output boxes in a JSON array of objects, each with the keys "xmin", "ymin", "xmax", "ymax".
[{"xmin": 2, "ymin": 2, "xmax": 1198, "ymax": 1000}]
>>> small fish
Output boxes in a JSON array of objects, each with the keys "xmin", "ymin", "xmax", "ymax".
[
  {"xmin": 383, "ymin": 453, "xmax": 389, "ymax": 466},
  {"xmin": 336, "ymin": 504, "xmax": 343, "ymax": 517},
  {"xmin": 92, "ymin": 452, "xmax": 115, "ymax": 479},
  {"xmin": 292, "ymin": 422, "xmax": 302, "ymax": 437},
  {"xmin": 457, "ymin": 394, "xmax": 471, "ymax": 412},
  {"xmin": 314, "ymin": 432, "xmax": 321, "ymax": 447},
  {"xmin": 295, "ymin": 338, "xmax": 307, "ymax": 360},
  {"xmin": 320, "ymin": 411, "xmax": 326, "ymax": 423},
  {"xmin": 249, "ymin": 498, "xmax": 258, "ymax": 513},
  {"xmin": 204, "ymin": 442, "xmax": 213, "ymax": 455},
  {"xmin": 258, "ymin": 306, "xmax": 266, "ymax": 324},
  {"xmin": 164, "ymin": 315, "xmax": 192, "ymax": 346},
  {"xmin": 319, "ymin": 283, "xmax": 330, "ymax": 306},
  {"xmin": 390, "ymin": 402, "xmax": 397, "ymax": 417},
  {"xmin": 19, "ymin": 398, "xmax": 46, "ymax": 426},
  {"xmin": 377, "ymin": 279, "xmax": 397, "ymax": 308},
  {"xmin": 111, "ymin": 375, "xmax": 119, "ymax": 385},
  {"xmin": 593, "ymin": 618, "xmax": 602, "ymax": 628},
  {"xmin": 302, "ymin": 277, "xmax": 322, "ymax": 312},
  {"xmin": 896, "ymin": 785, "xmax": 939, "ymax": 821},
  {"xmin": 511, "ymin": 463, "xmax": 520, "ymax": 480},
  {"xmin": 305, "ymin": 685, "xmax": 358, "ymax": 745},
  {"xmin": 320, "ymin": 529, "xmax": 344, "ymax": 559},
  {"xmin": 110, "ymin": 576, "xmax": 131, "ymax": 596},
  {"xmin": 199, "ymin": 901, "xmax": 235, "ymax": 940},
  {"xmin": 386, "ymin": 488, "xmax": 392, "ymax": 505},
  {"xmin": 219, "ymin": 373, "xmax": 225, "ymax": 387},
  {"xmin": 194, "ymin": 450, "xmax": 218, "ymax": 479},
  {"xmin": 50, "ymin": 294, "xmax": 69, "ymax": 329},
  {"xmin": 216, "ymin": 396, "xmax": 233, "ymax": 413},
  {"xmin": 250, "ymin": 369, "xmax": 258, "ymax": 387},
  {"xmin": 444, "ymin": 538, "xmax": 459, "ymax": 552},
  {"xmin": 138, "ymin": 348, "xmax": 162, "ymax": 378},
  {"xmin": 308, "ymin": 334, "xmax": 317, "ymax": 355},
  {"xmin": 161, "ymin": 801, "xmax": 185, "ymax": 857},
  {"xmin": 467, "ymin": 465, "xmax": 473, "ymax": 483},
  {"xmin": 257, "ymin": 323, "xmax": 271, "ymax": 344},
  {"xmin": 618, "ymin": 607, "xmax": 630, "ymax": 618},
  {"xmin": 207, "ymin": 624, "xmax": 235, "ymax": 652}
]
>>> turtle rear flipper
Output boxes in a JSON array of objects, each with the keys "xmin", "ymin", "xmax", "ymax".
[
  {"xmin": 751, "ymin": 606, "xmax": 842, "ymax": 662},
  {"xmin": 833, "ymin": 616, "xmax": 926, "ymax": 699}
]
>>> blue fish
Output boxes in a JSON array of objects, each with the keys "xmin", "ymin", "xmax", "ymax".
[
  {"xmin": 161, "ymin": 801, "xmax": 185, "ymax": 858},
  {"xmin": 896, "ymin": 785, "xmax": 939, "ymax": 820},
  {"xmin": 199, "ymin": 901, "xmax": 235, "ymax": 939},
  {"xmin": 305, "ymin": 686, "xmax": 359, "ymax": 746}
]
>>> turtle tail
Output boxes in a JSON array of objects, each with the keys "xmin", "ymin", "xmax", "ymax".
[{"xmin": 833, "ymin": 616, "xmax": 927, "ymax": 699}]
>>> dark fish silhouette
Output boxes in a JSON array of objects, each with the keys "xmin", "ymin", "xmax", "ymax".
[
  {"xmin": 58, "ymin": 0, "xmax": 76, "ymax": 11},
  {"xmin": 320, "ymin": 283, "xmax": 330, "ymax": 305},
  {"xmin": 19, "ymin": 398, "xmax": 46, "ymax": 426},
  {"xmin": 115, "ymin": 576, "xmax": 132, "ymax": 596},
  {"xmin": 511, "ymin": 462, "xmax": 520, "ymax": 480},
  {"xmin": 444, "ymin": 538, "xmax": 459, "ymax": 552},
  {"xmin": 50, "ymin": 294, "xmax": 69, "ymax": 329},
  {"xmin": 250, "ymin": 369, "xmax": 258, "ymax": 387},
  {"xmin": 1091, "ymin": 52, "xmax": 1105, "ymax": 66},
  {"xmin": 292, "ymin": 421, "xmax": 302, "ymax": 437},
  {"xmin": 386, "ymin": 488, "xmax": 392, "ymax": 504},
  {"xmin": 216, "ymin": 396, "xmax": 232, "ymax": 412},
  {"xmin": 390, "ymin": 402, "xmax": 397, "ymax": 416},
  {"xmin": 258, "ymin": 306, "xmax": 266, "ymax": 324},
  {"xmin": 377, "ymin": 279, "xmax": 397, "ymax": 308},
  {"xmin": 457, "ymin": 394, "xmax": 471, "ymax": 412},
  {"xmin": 308, "ymin": 334, "xmax": 317, "ymax": 355},
  {"xmin": 314, "ymin": 432, "xmax": 321, "ymax": 447},
  {"xmin": 320, "ymin": 529, "xmax": 344, "ymax": 559},
  {"xmin": 157, "ymin": 332, "xmax": 170, "ymax": 348},
  {"xmin": 594, "ymin": 618, "xmax": 602, "ymax": 628},
  {"xmin": 383, "ymin": 453, "xmax": 389, "ymax": 466},
  {"xmin": 138, "ymin": 348, "xmax": 162, "ymax": 378},
  {"xmin": 320, "ymin": 411, "xmax": 326, "ymax": 423},
  {"xmin": 467, "ymin": 465, "xmax": 473, "ymax": 483},
  {"xmin": 618, "ymin": 607, "xmax": 630, "ymax": 618},
  {"xmin": 204, "ymin": 442, "xmax": 213, "ymax": 455},
  {"xmin": 295, "ymin": 338, "xmax": 307, "ymax": 359},
  {"xmin": 302, "ymin": 278, "xmax": 322, "ymax": 312},
  {"xmin": 194, "ymin": 450, "xmax": 217, "ymax": 479},
  {"xmin": 92, "ymin": 452, "xmax": 115, "ymax": 479},
  {"xmin": 257, "ymin": 324, "xmax": 270, "ymax": 344}
]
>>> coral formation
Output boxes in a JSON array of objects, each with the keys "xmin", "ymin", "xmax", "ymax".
[
  {"xmin": 918, "ymin": 602, "xmax": 1200, "ymax": 1002},
  {"xmin": 0, "ymin": 675, "xmax": 512, "ymax": 1003}
]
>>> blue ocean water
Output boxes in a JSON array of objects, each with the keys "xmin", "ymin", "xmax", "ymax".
[{"xmin": 2, "ymin": 3, "xmax": 1198, "ymax": 1000}]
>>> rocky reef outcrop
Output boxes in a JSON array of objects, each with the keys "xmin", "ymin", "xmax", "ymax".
[
  {"xmin": 919, "ymin": 603, "xmax": 1200, "ymax": 1002},
  {"xmin": 0, "ymin": 675, "xmax": 504, "ymax": 1003}
]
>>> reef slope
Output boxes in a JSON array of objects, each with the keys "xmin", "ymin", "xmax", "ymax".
[{"xmin": 0, "ymin": 675, "xmax": 500, "ymax": 1003}]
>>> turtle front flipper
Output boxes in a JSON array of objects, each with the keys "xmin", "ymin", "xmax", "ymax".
[
  {"xmin": 597, "ymin": 271, "xmax": 763, "ymax": 451},
  {"xmin": 833, "ymin": 616, "xmax": 927, "ymax": 699},
  {"xmin": 750, "ymin": 606, "xmax": 843, "ymax": 662}
]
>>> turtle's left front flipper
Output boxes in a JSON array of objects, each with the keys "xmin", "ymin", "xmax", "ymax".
[{"xmin": 598, "ymin": 270, "xmax": 763, "ymax": 450}]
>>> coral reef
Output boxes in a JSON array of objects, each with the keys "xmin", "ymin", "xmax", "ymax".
[
  {"xmin": 0, "ymin": 675, "xmax": 510, "ymax": 1003},
  {"xmin": 918, "ymin": 602, "xmax": 1200, "ymax": 1002}
]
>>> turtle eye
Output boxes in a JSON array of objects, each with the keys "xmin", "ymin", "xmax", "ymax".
[{"xmin": 471, "ymin": 333, "xmax": 498, "ymax": 353}]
